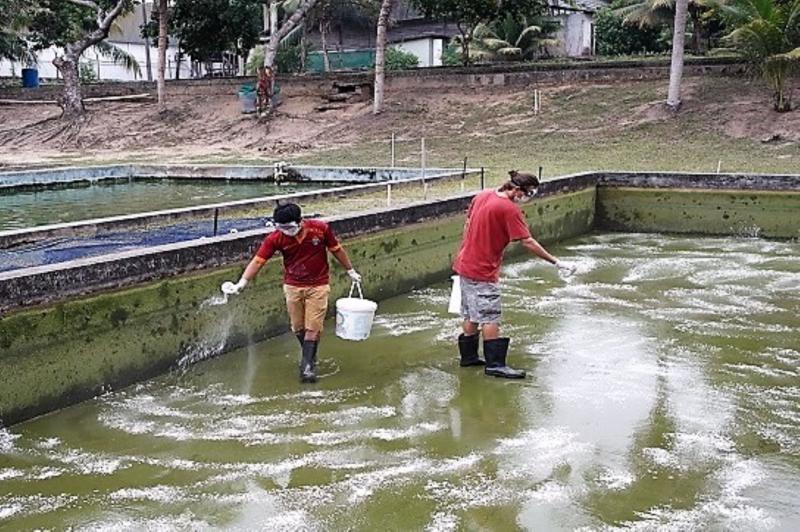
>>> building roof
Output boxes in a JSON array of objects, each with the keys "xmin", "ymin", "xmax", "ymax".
[{"xmin": 551, "ymin": 0, "xmax": 609, "ymax": 13}]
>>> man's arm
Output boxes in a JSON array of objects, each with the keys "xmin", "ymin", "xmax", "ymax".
[
  {"xmin": 520, "ymin": 237, "xmax": 577, "ymax": 274},
  {"xmin": 520, "ymin": 237, "xmax": 557, "ymax": 264},
  {"xmin": 241, "ymin": 256, "xmax": 266, "ymax": 281},
  {"xmin": 331, "ymin": 247, "xmax": 354, "ymax": 271}
]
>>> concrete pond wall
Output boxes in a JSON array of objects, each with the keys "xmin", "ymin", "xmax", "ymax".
[{"xmin": 1, "ymin": 171, "xmax": 798, "ymax": 426}]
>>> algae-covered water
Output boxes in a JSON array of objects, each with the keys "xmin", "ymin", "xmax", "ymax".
[
  {"xmin": 1, "ymin": 233, "xmax": 798, "ymax": 530},
  {"xmin": 0, "ymin": 179, "xmax": 329, "ymax": 231}
]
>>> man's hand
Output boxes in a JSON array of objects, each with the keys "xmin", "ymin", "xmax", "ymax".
[
  {"xmin": 554, "ymin": 260, "xmax": 577, "ymax": 276},
  {"xmin": 221, "ymin": 278, "xmax": 248, "ymax": 295},
  {"xmin": 347, "ymin": 269, "xmax": 362, "ymax": 283}
]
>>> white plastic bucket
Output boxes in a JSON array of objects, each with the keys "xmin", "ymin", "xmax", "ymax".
[
  {"xmin": 448, "ymin": 275, "xmax": 461, "ymax": 315},
  {"xmin": 336, "ymin": 282, "xmax": 378, "ymax": 341}
]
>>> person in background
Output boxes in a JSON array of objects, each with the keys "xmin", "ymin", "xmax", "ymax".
[
  {"xmin": 453, "ymin": 170, "xmax": 576, "ymax": 379},
  {"xmin": 223, "ymin": 203, "xmax": 361, "ymax": 383}
]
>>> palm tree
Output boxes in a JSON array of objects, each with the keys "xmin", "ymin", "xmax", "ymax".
[
  {"xmin": 373, "ymin": 0, "xmax": 394, "ymax": 114},
  {"xmin": 719, "ymin": 0, "xmax": 800, "ymax": 111},
  {"xmin": 667, "ymin": 0, "xmax": 689, "ymax": 110},
  {"xmin": 461, "ymin": 13, "xmax": 560, "ymax": 62},
  {"xmin": 615, "ymin": 0, "xmax": 714, "ymax": 52}
]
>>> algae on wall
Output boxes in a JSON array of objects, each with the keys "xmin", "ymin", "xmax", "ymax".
[
  {"xmin": 0, "ymin": 188, "xmax": 596, "ymax": 426},
  {"xmin": 596, "ymin": 188, "xmax": 800, "ymax": 239}
]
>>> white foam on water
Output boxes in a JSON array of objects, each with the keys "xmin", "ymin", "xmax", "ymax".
[
  {"xmin": 495, "ymin": 427, "xmax": 593, "ymax": 481},
  {"xmin": 0, "ymin": 494, "xmax": 77, "ymax": 522},
  {"xmin": 400, "ymin": 368, "xmax": 456, "ymax": 419},
  {"xmin": 0, "ymin": 427, "xmax": 19, "ymax": 452},
  {"xmin": 0, "ymin": 503, "xmax": 24, "ymax": 520},
  {"xmin": 79, "ymin": 510, "xmax": 211, "ymax": 532},
  {"xmin": 425, "ymin": 511, "xmax": 459, "ymax": 532},
  {"xmin": 373, "ymin": 310, "xmax": 446, "ymax": 337},
  {"xmin": 54, "ymin": 449, "xmax": 127, "ymax": 475},
  {"xmin": 0, "ymin": 468, "xmax": 24, "ymax": 481},
  {"xmin": 594, "ymin": 468, "xmax": 635, "ymax": 491},
  {"xmin": 109, "ymin": 485, "xmax": 187, "ymax": 503}
]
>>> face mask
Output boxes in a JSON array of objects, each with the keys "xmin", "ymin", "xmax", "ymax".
[{"xmin": 277, "ymin": 222, "xmax": 300, "ymax": 236}]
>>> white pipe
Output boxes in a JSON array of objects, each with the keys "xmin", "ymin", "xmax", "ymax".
[{"xmin": 391, "ymin": 133, "xmax": 395, "ymax": 168}]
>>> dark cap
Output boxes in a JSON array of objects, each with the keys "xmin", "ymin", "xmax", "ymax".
[{"xmin": 273, "ymin": 202, "xmax": 302, "ymax": 224}]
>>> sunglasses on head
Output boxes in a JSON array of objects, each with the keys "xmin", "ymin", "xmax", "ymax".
[{"xmin": 519, "ymin": 186, "xmax": 538, "ymax": 197}]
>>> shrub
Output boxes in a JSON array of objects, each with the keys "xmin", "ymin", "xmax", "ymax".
[
  {"xmin": 385, "ymin": 47, "xmax": 419, "ymax": 70},
  {"xmin": 595, "ymin": 7, "xmax": 668, "ymax": 56}
]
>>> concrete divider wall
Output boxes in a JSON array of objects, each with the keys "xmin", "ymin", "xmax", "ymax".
[
  {"xmin": 0, "ymin": 163, "xmax": 460, "ymax": 189},
  {"xmin": 0, "ymin": 167, "xmax": 478, "ymax": 249},
  {"xmin": 0, "ymin": 186, "xmax": 596, "ymax": 426},
  {"xmin": 0, "ymin": 58, "xmax": 743, "ymax": 101}
]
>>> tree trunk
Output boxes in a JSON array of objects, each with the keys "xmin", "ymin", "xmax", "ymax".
[
  {"xmin": 666, "ymin": 0, "xmax": 688, "ymax": 111},
  {"xmin": 300, "ymin": 22, "xmax": 308, "ymax": 72},
  {"xmin": 264, "ymin": 0, "xmax": 319, "ymax": 70},
  {"xmin": 457, "ymin": 23, "xmax": 470, "ymax": 66},
  {"xmin": 141, "ymin": 0, "xmax": 153, "ymax": 81},
  {"xmin": 157, "ymin": 0, "xmax": 168, "ymax": 110},
  {"xmin": 175, "ymin": 44, "xmax": 182, "ymax": 79},
  {"xmin": 53, "ymin": 55, "xmax": 85, "ymax": 119},
  {"xmin": 689, "ymin": 7, "xmax": 702, "ymax": 54},
  {"xmin": 320, "ymin": 19, "xmax": 331, "ymax": 72},
  {"xmin": 265, "ymin": 1, "xmax": 280, "ymax": 69},
  {"xmin": 51, "ymin": 0, "xmax": 129, "ymax": 119},
  {"xmin": 373, "ymin": 0, "xmax": 393, "ymax": 115}
]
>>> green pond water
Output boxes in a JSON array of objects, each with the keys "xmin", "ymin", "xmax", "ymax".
[
  {"xmin": 0, "ymin": 179, "xmax": 329, "ymax": 231},
  {"xmin": 1, "ymin": 233, "xmax": 798, "ymax": 530}
]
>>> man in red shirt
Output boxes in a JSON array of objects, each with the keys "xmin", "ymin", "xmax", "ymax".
[
  {"xmin": 222, "ymin": 203, "xmax": 361, "ymax": 383},
  {"xmin": 453, "ymin": 171, "xmax": 575, "ymax": 379}
]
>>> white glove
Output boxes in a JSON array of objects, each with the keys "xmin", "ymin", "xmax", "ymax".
[
  {"xmin": 347, "ymin": 269, "xmax": 362, "ymax": 283},
  {"xmin": 554, "ymin": 260, "xmax": 577, "ymax": 276},
  {"xmin": 221, "ymin": 278, "xmax": 248, "ymax": 295}
]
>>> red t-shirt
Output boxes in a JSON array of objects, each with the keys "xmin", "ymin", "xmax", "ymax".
[
  {"xmin": 255, "ymin": 219, "xmax": 342, "ymax": 287},
  {"xmin": 453, "ymin": 190, "xmax": 532, "ymax": 282}
]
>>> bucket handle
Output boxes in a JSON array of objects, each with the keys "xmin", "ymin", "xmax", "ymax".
[{"xmin": 348, "ymin": 281, "xmax": 364, "ymax": 299}]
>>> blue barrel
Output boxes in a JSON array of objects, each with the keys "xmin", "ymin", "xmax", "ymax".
[{"xmin": 22, "ymin": 68, "xmax": 39, "ymax": 88}]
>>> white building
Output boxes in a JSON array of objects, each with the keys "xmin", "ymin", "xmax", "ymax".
[
  {"xmin": 0, "ymin": 2, "xmax": 195, "ymax": 82},
  {"xmin": 550, "ymin": 0, "xmax": 608, "ymax": 57}
]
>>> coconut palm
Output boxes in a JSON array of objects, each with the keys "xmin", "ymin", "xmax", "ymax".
[
  {"xmin": 463, "ymin": 13, "xmax": 560, "ymax": 62},
  {"xmin": 615, "ymin": 0, "xmax": 715, "ymax": 52},
  {"xmin": 719, "ymin": 0, "xmax": 800, "ymax": 111}
]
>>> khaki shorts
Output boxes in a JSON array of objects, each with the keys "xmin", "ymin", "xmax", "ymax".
[{"xmin": 284, "ymin": 284, "xmax": 331, "ymax": 333}]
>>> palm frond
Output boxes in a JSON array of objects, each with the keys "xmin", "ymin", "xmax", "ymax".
[{"xmin": 95, "ymin": 40, "xmax": 142, "ymax": 78}]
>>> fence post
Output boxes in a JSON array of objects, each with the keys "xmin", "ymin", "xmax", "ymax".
[
  {"xmin": 213, "ymin": 208, "xmax": 219, "ymax": 236},
  {"xmin": 387, "ymin": 183, "xmax": 392, "ymax": 207},
  {"xmin": 391, "ymin": 133, "xmax": 395, "ymax": 168},
  {"xmin": 480, "ymin": 167, "xmax": 485, "ymax": 190}
]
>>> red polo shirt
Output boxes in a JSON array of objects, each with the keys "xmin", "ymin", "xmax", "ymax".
[
  {"xmin": 255, "ymin": 219, "xmax": 341, "ymax": 287},
  {"xmin": 453, "ymin": 190, "xmax": 532, "ymax": 282}
]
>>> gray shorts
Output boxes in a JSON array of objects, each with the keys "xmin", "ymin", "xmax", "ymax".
[{"xmin": 460, "ymin": 277, "xmax": 501, "ymax": 324}]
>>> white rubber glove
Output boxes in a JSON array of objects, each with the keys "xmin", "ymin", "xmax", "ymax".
[
  {"xmin": 347, "ymin": 269, "xmax": 362, "ymax": 283},
  {"xmin": 221, "ymin": 278, "xmax": 248, "ymax": 295},
  {"xmin": 554, "ymin": 260, "xmax": 577, "ymax": 276}
]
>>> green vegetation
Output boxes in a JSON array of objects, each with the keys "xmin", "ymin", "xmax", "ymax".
[
  {"xmin": 720, "ymin": 0, "xmax": 800, "ymax": 112},
  {"xmin": 385, "ymin": 47, "xmax": 419, "ymax": 71},
  {"xmin": 595, "ymin": 1, "xmax": 669, "ymax": 56}
]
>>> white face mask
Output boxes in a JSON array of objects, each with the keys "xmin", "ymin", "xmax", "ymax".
[{"xmin": 277, "ymin": 222, "xmax": 300, "ymax": 236}]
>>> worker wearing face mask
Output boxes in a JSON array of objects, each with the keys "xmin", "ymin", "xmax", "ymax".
[
  {"xmin": 223, "ymin": 202, "xmax": 361, "ymax": 383},
  {"xmin": 452, "ymin": 170, "xmax": 576, "ymax": 379}
]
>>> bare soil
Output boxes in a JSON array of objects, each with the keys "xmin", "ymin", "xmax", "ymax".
[{"xmin": 0, "ymin": 76, "xmax": 797, "ymax": 173}]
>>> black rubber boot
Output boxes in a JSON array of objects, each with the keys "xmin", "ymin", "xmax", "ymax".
[
  {"xmin": 484, "ymin": 338, "xmax": 526, "ymax": 379},
  {"xmin": 294, "ymin": 329, "xmax": 306, "ymax": 347},
  {"xmin": 300, "ymin": 339, "xmax": 318, "ymax": 383},
  {"xmin": 458, "ymin": 334, "xmax": 485, "ymax": 367}
]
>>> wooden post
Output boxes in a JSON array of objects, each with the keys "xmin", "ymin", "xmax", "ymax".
[{"xmin": 391, "ymin": 133, "xmax": 395, "ymax": 167}]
